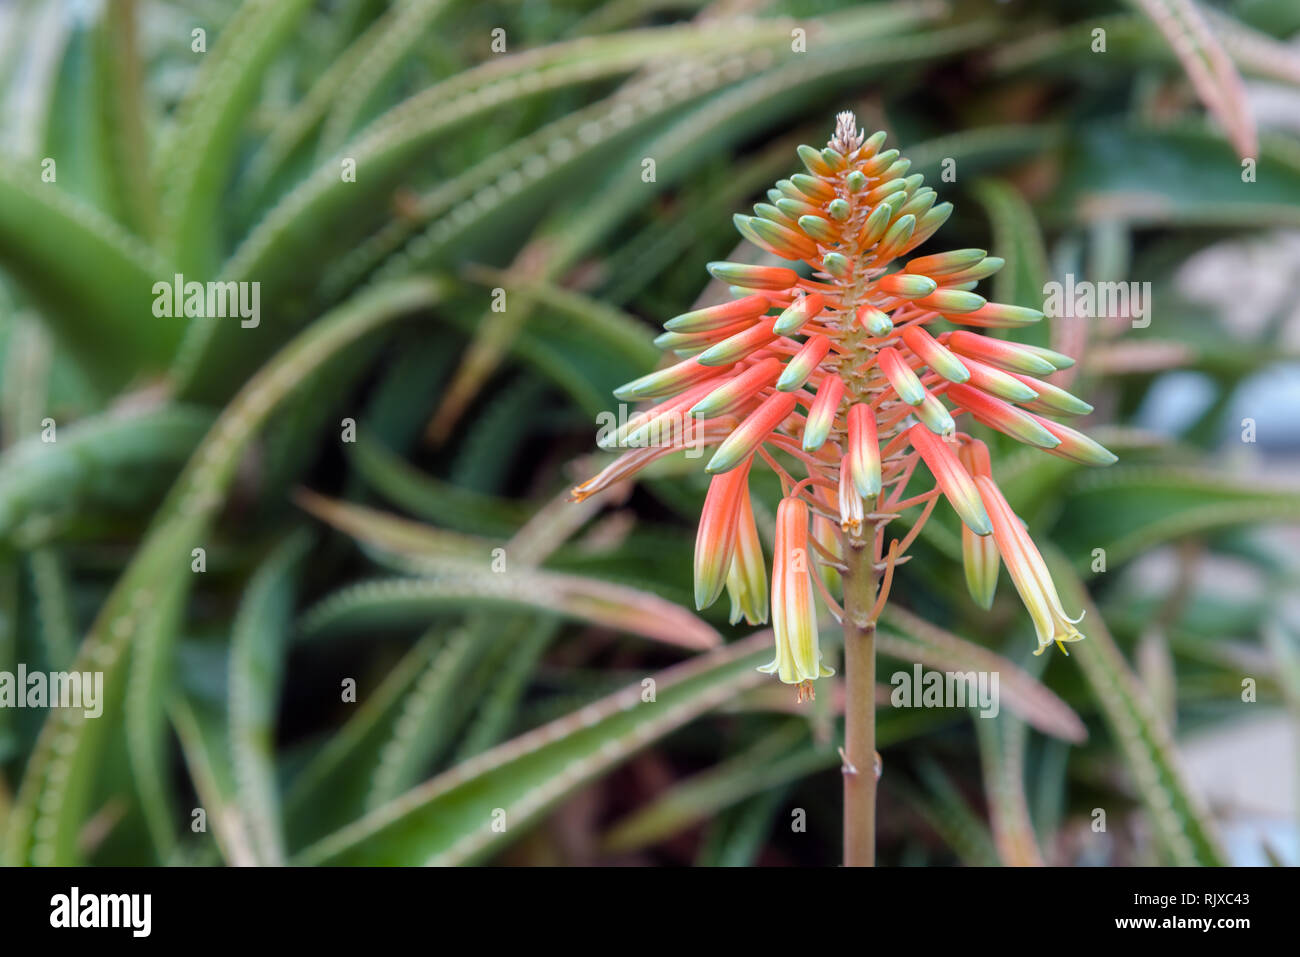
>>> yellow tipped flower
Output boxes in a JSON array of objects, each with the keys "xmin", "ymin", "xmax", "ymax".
[
  {"xmin": 975, "ymin": 475, "xmax": 1086, "ymax": 655},
  {"xmin": 759, "ymin": 497, "xmax": 834, "ymax": 693},
  {"xmin": 958, "ymin": 441, "xmax": 999, "ymax": 609},
  {"xmin": 693, "ymin": 458, "xmax": 753, "ymax": 610},
  {"xmin": 725, "ymin": 487, "xmax": 768, "ymax": 626},
  {"xmin": 574, "ymin": 111, "xmax": 1117, "ymax": 688}
]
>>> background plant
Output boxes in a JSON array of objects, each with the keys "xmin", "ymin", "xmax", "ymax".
[{"xmin": 0, "ymin": 0, "xmax": 1297, "ymax": 866}]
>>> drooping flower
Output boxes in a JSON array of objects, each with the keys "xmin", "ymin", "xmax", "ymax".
[
  {"xmin": 573, "ymin": 111, "xmax": 1115, "ymax": 690},
  {"xmin": 758, "ymin": 496, "xmax": 834, "ymax": 698}
]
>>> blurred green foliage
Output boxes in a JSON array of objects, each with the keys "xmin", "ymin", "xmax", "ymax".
[{"xmin": 0, "ymin": 0, "xmax": 1298, "ymax": 865}]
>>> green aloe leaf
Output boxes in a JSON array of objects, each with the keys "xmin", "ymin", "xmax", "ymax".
[
  {"xmin": 170, "ymin": 694, "xmax": 258, "ymax": 867},
  {"xmin": 1054, "ymin": 122, "xmax": 1300, "ymax": 228},
  {"xmin": 299, "ymin": 574, "xmax": 720, "ymax": 653},
  {"xmin": 0, "ymin": 162, "xmax": 174, "ymax": 390},
  {"xmin": 900, "ymin": 759, "xmax": 1000, "ymax": 866},
  {"xmin": 878, "ymin": 605, "xmax": 1088, "ymax": 743},
  {"xmin": 0, "ymin": 405, "xmax": 212, "ymax": 542},
  {"xmin": 602, "ymin": 723, "xmax": 834, "ymax": 854},
  {"xmin": 228, "ymin": 532, "xmax": 313, "ymax": 866},
  {"xmin": 348, "ymin": 435, "xmax": 531, "ymax": 536},
  {"xmin": 173, "ymin": 18, "xmax": 800, "ymax": 400},
  {"xmin": 293, "ymin": 491, "xmax": 720, "ymax": 650},
  {"xmin": 974, "ymin": 708, "xmax": 1045, "ymax": 866},
  {"xmin": 244, "ymin": 0, "xmax": 455, "ymax": 194},
  {"xmin": 92, "ymin": 0, "xmax": 157, "ymax": 237},
  {"xmin": 1056, "ymin": 465, "xmax": 1300, "ymax": 573},
  {"xmin": 1045, "ymin": 547, "xmax": 1228, "ymax": 866},
  {"xmin": 293, "ymin": 631, "xmax": 771, "ymax": 865},
  {"xmin": 4, "ymin": 277, "xmax": 443, "ymax": 865},
  {"xmin": 157, "ymin": 0, "xmax": 317, "ymax": 274},
  {"xmin": 283, "ymin": 628, "xmax": 447, "ymax": 848}
]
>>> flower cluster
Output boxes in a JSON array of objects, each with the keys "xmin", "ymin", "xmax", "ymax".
[{"xmin": 573, "ymin": 112, "xmax": 1114, "ymax": 698}]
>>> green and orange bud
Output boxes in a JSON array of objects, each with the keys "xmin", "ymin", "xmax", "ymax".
[
  {"xmin": 938, "ymin": 255, "xmax": 1004, "ymax": 286},
  {"xmin": 1014, "ymin": 343, "xmax": 1076, "ymax": 370},
  {"xmin": 861, "ymin": 129, "xmax": 888, "ymax": 155},
  {"xmin": 706, "ymin": 391, "xmax": 798, "ymax": 473},
  {"xmin": 608, "ymin": 380, "xmax": 716, "ymax": 448},
  {"xmin": 614, "ymin": 356, "xmax": 728, "ymax": 401},
  {"xmin": 690, "ymin": 357, "xmax": 783, "ymax": 418},
  {"xmin": 914, "ymin": 288, "xmax": 985, "ymax": 314},
  {"xmin": 797, "ymin": 143, "xmax": 834, "ymax": 176},
  {"xmin": 907, "ymin": 424, "xmax": 991, "ymax": 535},
  {"xmin": 777, "ymin": 334, "xmax": 832, "ymax": 391},
  {"xmin": 876, "ymin": 271, "xmax": 936, "ymax": 299},
  {"xmin": 915, "ymin": 391, "xmax": 956, "ymax": 437},
  {"xmin": 706, "ymin": 261, "xmax": 799, "ymax": 291},
  {"xmin": 947, "ymin": 331, "xmax": 1058, "ymax": 375},
  {"xmin": 946, "ymin": 383, "xmax": 1059, "ymax": 449},
  {"xmin": 877, "ymin": 346, "xmax": 925, "ymax": 405},
  {"xmin": 759, "ymin": 496, "xmax": 834, "ymax": 689},
  {"xmin": 738, "ymin": 214, "xmax": 819, "ymax": 261},
  {"xmin": 900, "ymin": 325, "xmax": 968, "ymax": 383},
  {"xmin": 908, "ymin": 202, "xmax": 952, "ymax": 248},
  {"xmin": 655, "ymin": 319, "xmax": 753, "ymax": 356},
  {"xmin": 1025, "ymin": 413, "xmax": 1118, "ymax": 466},
  {"xmin": 775, "ymin": 197, "xmax": 823, "ymax": 221},
  {"xmin": 861, "ymin": 148, "xmax": 899, "ymax": 175},
  {"xmin": 791, "ymin": 173, "xmax": 836, "ymax": 202},
  {"xmin": 802, "ymin": 375, "xmax": 844, "ymax": 451},
  {"xmin": 897, "ymin": 188, "xmax": 937, "ymax": 220},
  {"xmin": 847, "ymin": 402, "xmax": 882, "ymax": 498},
  {"xmin": 860, "ymin": 203, "xmax": 893, "ymax": 245},
  {"xmin": 663, "ymin": 293, "xmax": 769, "ymax": 333},
  {"xmin": 773, "ymin": 292, "xmax": 824, "ymax": 335},
  {"xmin": 798, "ymin": 214, "xmax": 838, "ymax": 244},
  {"xmin": 820, "ymin": 146, "xmax": 846, "ymax": 171},
  {"xmin": 754, "ymin": 203, "xmax": 799, "ymax": 229},
  {"xmin": 960, "ymin": 357, "xmax": 1040, "ymax": 403},
  {"xmin": 863, "ymin": 177, "xmax": 907, "ymax": 204},
  {"xmin": 822, "ymin": 252, "xmax": 851, "ymax": 278},
  {"xmin": 1010, "ymin": 372, "xmax": 1093, "ymax": 416},
  {"xmin": 874, "ymin": 215, "xmax": 916, "ymax": 262},
  {"xmin": 697, "ymin": 317, "xmax": 778, "ymax": 366},
  {"xmin": 906, "ymin": 248, "xmax": 987, "ymax": 276},
  {"xmin": 943, "ymin": 301, "xmax": 1043, "ymax": 328},
  {"xmin": 858, "ymin": 305, "xmax": 894, "ymax": 338}
]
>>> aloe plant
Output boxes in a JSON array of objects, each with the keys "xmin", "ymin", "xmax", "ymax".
[{"xmin": 0, "ymin": 0, "xmax": 1296, "ymax": 867}]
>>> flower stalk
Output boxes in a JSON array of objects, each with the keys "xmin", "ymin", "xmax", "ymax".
[{"xmin": 841, "ymin": 532, "xmax": 879, "ymax": 867}]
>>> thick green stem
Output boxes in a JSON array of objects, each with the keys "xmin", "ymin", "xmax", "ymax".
[{"xmin": 842, "ymin": 537, "xmax": 879, "ymax": 866}]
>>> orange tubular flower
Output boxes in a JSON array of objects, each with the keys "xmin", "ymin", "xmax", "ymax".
[
  {"xmin": 759, "ymin": 496, "xmax": 834, "ymax": 698},
  {"xmin": 573, "ymin": 111, "xmax": 1115, "ymax": 690}
]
